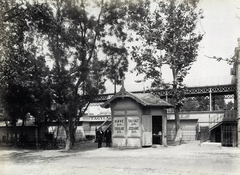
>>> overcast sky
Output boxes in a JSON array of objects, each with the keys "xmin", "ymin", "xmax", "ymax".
[
  {"xmin": 184, "ymin": 0, "xmax": 240, "ymax": 86},
  {"xmin": 104, "ymin": 0, "xmax": 240, "ymax": 93}
]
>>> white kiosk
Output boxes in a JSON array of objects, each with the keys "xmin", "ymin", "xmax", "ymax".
[{"xmin": 101, "ymin": 86, "xmax": 172, "ymax": 148}]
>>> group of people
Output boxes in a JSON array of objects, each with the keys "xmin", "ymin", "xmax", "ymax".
[{"xmin": 96, "ymin": 128, "xmax": 111, "ymax": 148}]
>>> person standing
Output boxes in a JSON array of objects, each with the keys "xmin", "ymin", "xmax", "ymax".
[
  {"xmin": 105, "ymin": 128, "xmax": 112, "ymax": 147},
  {"xmin": 96, "ymin": 128, "xmax": 104, "ymax": 148}
]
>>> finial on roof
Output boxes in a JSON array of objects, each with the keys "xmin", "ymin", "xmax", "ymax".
[
  {"xmin": 121, "ymin": 77, "xmax": 125, "ymax": 88},
  {"xmin": 119, "ymin": 77, "xmax": 126, "ymax": 93}
]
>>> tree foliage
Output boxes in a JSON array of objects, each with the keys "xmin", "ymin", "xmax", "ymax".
[
  {"xmin": 129, "ymin": 0, "xmax": 204, "ymax": 141},
  {"xmin": 130, "ymin": 0, "xmax": 203, "ymax": 84},
  {"xmin": 0, "ymin": 0, "xmax": 130, "ymax": 150},
  {"xmin": 0, "ymin": 1, "xmax": 51, "ymax": 124},
  {"xmin": 181, "ymin": 96, "xmax": 234, "ymax": 111},
  {"xmin": 181, "ymin": 97, "xmax": 209, "ymax": 111}
]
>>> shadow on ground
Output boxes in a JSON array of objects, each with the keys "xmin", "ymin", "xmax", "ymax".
[
  {"xmin": 61, "ymin": 140, "xmax": 100, "ymax": 153},
  {"xmin": 0, "ymin": 140, "xmax": 101, "ymax": 163}
]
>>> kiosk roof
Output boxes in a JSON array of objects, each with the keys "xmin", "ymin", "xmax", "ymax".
[{"xmin": 101, "ymin": 87, "xmax": 173, "ymax": 108}]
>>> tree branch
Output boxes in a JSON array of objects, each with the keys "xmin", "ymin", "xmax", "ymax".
[
  {"xmin": 87, "ymin": 0, "xmax": 104, "ymax": 63},
  {"xmin": 205, "ymin": 55, "xmax": 235, "ymax": 64},
  {"xmin": 80, "ymin": 102, "xmax": 90, "ymax": 117}
]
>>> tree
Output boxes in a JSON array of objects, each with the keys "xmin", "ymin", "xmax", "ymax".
[
  {"xmin": 181, "ymin": 98, "xmax": 200, "ymax": 111},
  {"xmin": 0, "ymin": 1, "xmax": 51, "ymax": 145},
  {"xmin": 226, "ymin": 101, "xmax": 234, "ymax": 110},
  {"xmin": 129, "ymin": 0, "xmax": 204, "ymax": 143},
  {"xmin": 1, "ymin": 0, "xmax": 129, "ymax": 150},
  {"xmin": 181, "ymin": 96, "xmax": 209, "ymax": 111}
]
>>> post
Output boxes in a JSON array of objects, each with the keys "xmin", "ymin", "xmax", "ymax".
[
  {"xmin": 35, "ymin": 127, "xmax": 39, "ymax": 149},
  {"xmin": 165, "ymin": 90, "xmax": 168, "ymax": 102},
  {"xmin": 221, "ymin": 125, "xmax": 223, "ymax": 146},
  {"xmin": 114, "ymin": 77, "xmax": 117, "ymax": 94},
  {"xmin": 162, "ymin": 110, "xmax": 168, "ymax": 146},
  {"xmin": 209, "ymin": 88, "xmax": 212, "ymax": 111},
  {"xmin": 95, "ymin": 127, "xmax": 97, "ymax": 142},
  {"xmin": 236, "ymin": 38, "xmax": 240, "ymax": 147},
  {"xmin": 233, "ymin": 125, "xmax": 237, "ymax": 147}
]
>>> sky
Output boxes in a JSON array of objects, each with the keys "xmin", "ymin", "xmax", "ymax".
[
  {"xmin": 103, "ymin": 0, "xmax": 240, "ymax": 93},
  {"xmin": 89, "ymin": 0, "xmax": 240, "ymax": 114}
]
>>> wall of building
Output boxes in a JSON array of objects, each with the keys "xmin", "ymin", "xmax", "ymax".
[
  {"xmin": 81, "ymin": 115, "xmax": 111, "ymax": 136},
  {"xmin": 167, "ymin": 111, "xmax": 225, "ymax": 127},
  {"xmin": 167, "ymin": 120, "xmax": 198, "ymax": 141},
  {"xmin": 0, "ymin": 126, "xmax": 37, "ymax": 144},
  {"xmin": 111, "ymin": 98, "xmax": 142, "ymax": 148},
  {"xmin": 0, "ymin": 111, "xmax": 228, "ymax": 144},
  {"xmin": 80, "ymin": 111, "xmax": 226, "ymax": 142}
]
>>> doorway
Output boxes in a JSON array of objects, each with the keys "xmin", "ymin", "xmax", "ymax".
[{"xmin": 152, "ymin": 116, "xmax": 162, "ymax": 144}]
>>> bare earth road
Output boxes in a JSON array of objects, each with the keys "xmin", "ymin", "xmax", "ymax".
[{"xmin": 0, "ymin": 141, "xmax": 240, "ymax": 175}]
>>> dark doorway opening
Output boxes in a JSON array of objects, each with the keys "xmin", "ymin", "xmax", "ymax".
[
  {"xmin": 215, "ymin": 126, "xmax": 221, "ymax": 143},
  {"xmin": 152, "ymin": 116, "xmax": 162, "ymax": 145}
]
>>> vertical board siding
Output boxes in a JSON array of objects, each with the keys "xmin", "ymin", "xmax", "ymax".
[{"xmin": 167, "ymin": 123, "xmax": 197, "ymax": 141}]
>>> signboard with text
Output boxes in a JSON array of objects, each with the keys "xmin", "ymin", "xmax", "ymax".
[
  {"xmin": 127, "ymin": 116, "xmax": 140, "ymax": 137},
  {"xmin": 89, "ymin": 116, "xmax": 110, "ymax": 121},
  {"xmin": 113, "ymin": 117, "xmax": 125, "ymax": 136}
]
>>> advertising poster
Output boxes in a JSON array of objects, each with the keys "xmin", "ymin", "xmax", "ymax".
[
  {"xmin": 127, "ymin": 116, "xmax": 140, "ymax": 137},
  {"xmin": 113, "ymin": 117, "xmax": 125, "ymax": 136}
]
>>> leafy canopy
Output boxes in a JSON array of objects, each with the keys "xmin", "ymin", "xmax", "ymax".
[
  {"xmin": 0, "ymin": 0, "xmax": 130, "ymax": 124},
  {"xmin": 129, "ymin": 0, "xmax": 204, "ymax": 88}
]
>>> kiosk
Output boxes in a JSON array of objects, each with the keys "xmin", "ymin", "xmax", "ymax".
[{"xmin": 101, "ymin": 86, "xmax": 172, "ymax": 148}]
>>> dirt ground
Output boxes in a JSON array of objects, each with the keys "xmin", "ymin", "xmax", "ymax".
[{"xmin": 0, "ymin": 140, "xmax": 240, "ymax": 175}]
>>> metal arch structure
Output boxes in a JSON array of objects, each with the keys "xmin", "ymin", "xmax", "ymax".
[{"xmin": 91, "ymin": 84, "xmax": 236, "ymax": 105}]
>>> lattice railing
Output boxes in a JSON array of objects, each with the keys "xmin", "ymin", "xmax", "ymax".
[{"xmin": 92, "ymin": 84, "xmax": 236, "ymax": 103}]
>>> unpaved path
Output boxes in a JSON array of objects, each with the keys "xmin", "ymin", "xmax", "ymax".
[{"xmin": 0, "ymin": 141, "xmax": 240, "ymax": 175}]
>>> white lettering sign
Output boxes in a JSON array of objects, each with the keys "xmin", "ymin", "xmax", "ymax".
[
  {"xmin": 113, "ymin": 117, "xmax": 125, "ymax": 136},
  {"xmin": 127, "ymin": 116, "xmax": 140, "ymax": 137},
  {"xmin": 90, "ymin": 116, "xmax": 109, "ymax": 121}
]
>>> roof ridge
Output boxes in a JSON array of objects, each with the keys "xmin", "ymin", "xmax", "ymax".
[{"xmin": 101, "ymin": 89, "xmax": 173, "ymax": 108}]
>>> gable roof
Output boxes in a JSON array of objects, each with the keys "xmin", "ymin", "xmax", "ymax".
[{"xmin": 101, "ymin": 87, "xmax": 173, "ymax": 109}]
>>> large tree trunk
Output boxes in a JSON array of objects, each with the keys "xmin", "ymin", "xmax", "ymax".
[
  {"xmin": 172, "ymin": 75, "xmax": 183, "ymax": 145},
  {"xmin": 174, "ymin": 107, "xmax": 182, "ymax": 144},
  {"xmin": 65, "ymin": 130, "xmax": 72, "ymax": 150},
  {"xmin": 64, "ymin": 119, "xmax": 75, "ymax": 150},
  {"xmin": 65, "ymin": 130, "xmax": 75, "ymax": 150}
]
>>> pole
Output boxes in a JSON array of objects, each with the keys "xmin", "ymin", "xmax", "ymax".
[
  {"xmin": 114, "ymin": 78, "xmax": 116, "ymax": 94},
  {"xmin": 209, "ymin": 88, "xmax": 212, "ymax": 111},
  {"xmin": 143, "ymin": 82, "xmax": 145, "ymax": 93},
  {"xmin": 236, "ymin": 38, "xmax": 240, "ymax": 147},
  {"xmin": 165, "ymin": 89, "xmax": 168, "ymax": 102}
]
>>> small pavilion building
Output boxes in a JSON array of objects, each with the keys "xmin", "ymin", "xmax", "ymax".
[{"xmin": 101, "ymin": 86, "xmax": 172, "ymax": 148}]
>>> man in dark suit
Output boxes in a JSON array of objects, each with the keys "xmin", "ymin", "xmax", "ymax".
[
  {"xmin": 105, "ymin": 128, "xmax": 112, "ymax": 147},
  {"xmin": 96, "ymin": 128, "xmax": 104, "ymax": 148}
]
